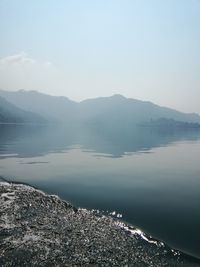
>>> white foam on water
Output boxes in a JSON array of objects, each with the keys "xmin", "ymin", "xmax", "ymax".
[{"xmin": 115, "ymin": 220, "xmax": 164, "ymax": 246}]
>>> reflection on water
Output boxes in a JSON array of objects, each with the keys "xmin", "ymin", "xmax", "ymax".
[
  {"xmin": 0, "ymin": 123, "xmax": 200, "ymax": 259},
  {"xmin": 0, "ymin": 123, "xmax": 200, "ymax": 158}
]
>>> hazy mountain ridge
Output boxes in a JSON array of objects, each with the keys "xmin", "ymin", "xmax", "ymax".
[
  {"xmin": 0, "ymin": 90, "xmax": 200, "ymax": 125},
  {"xmin": 0, "ymin": 95, "xmax": 46, "ymax": 123},
  {"xmin": 0, "ymin": 89, "xmax": 77, "ymax": 122},
  {"xmin": 144, "ymin": 118, "xmax": 200, "ymax": 129},
  {"xmin": 78, "ymin": 94, "xmax": 200, "ymax": 125}
]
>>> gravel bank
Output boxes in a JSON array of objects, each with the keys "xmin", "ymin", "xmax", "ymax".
[{"xmin": 0, "ymin": 182, "xmax": 200, "ymax": 267}]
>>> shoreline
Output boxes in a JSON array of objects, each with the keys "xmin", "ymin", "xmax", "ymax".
[{"xmin": 0, "ymin": 181, "xmax": 200, "ymax": 266}]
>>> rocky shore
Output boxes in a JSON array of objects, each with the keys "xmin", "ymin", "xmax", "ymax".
[{"xmin": 0, "ymin": 181, "xmax": 200, "ymax": 267}]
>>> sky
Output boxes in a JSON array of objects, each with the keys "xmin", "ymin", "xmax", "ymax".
[{"xmin": 0, "ymin": 0, "xmax": 200, "ymax": 113}]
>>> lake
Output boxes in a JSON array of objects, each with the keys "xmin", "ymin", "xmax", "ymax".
[{"xmin": 0, "ymin": 123, "xmax": 200, "ymax": 260}]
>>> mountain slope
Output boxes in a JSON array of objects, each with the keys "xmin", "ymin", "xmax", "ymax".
[
  {"xmin": 0, "ymin": 90, "xmax": 77, "ymax": 122},
  {"xmin": 78, "ymin": 94, "xmax": 200, "ymax": 125},
  {"xmin": 0, "ymin": 96, "xmax": 45, "ymax": 123},
  {"xmin": 0, "ymin": 90, "xmax": 200, "ymax": 125}
]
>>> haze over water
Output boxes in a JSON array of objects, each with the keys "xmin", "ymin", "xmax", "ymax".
[
  {"xmin": 1, "ymin": 1, "xmax": 200, "ymax": 265},
  {"xmin": 0, "ymin": 123, "xmax": 200, "ymax": 259}
]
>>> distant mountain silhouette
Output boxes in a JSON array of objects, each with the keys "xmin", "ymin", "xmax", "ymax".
[
  {"xmin": 0, "ymin": 95, "xmax": 45, "ymax": 123},
  {"xmin": 143, "ymin": 118, "xmax": 200, "ymax": 129},
  {"xmin": 0, "ymin": 89, "xmax": 77, "ymax": 122},
  {"xmin": 78, "ymin": 94, "xmax": 200, "ymax": 125},
  {"xmin": 0, "ymin": 90, "xmax": 200, "ymax": 125}
]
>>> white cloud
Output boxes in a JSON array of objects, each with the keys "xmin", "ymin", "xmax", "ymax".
[
  {"xmin": 0, "ymin": 52, "xmax": 36, "ymax": 65},
  {"xmin": 0, "ymin": 52, "xmax": 66, "ymax": 96}
]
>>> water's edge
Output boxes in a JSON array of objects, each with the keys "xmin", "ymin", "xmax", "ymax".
[{"xmin": 0, "ymin": 178, "xmax": 200, "ymax": 266}]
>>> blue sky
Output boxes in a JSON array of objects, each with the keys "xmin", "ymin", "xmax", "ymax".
[{"xmin": 0, "ymin": 0, "xmax": 200, "ymax": 113}]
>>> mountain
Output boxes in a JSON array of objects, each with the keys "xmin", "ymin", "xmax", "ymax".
[
  {"xmin": 0, "ymin": 90, "xmax": 200, "ymax": 125},
  {"xmin": 0, "ymin": 96, "xmax": 45, "ymax": 123},
  {"xmin": 0, "ymin": 89, "xmax": 77, "ymax": 122},
  {"xmin": 144, "ymin": 118, "xmax": 200, "ymax": 129},
  {"xmin": 78, "ymin": 94, "xmax": 200, "ymax": 125}
]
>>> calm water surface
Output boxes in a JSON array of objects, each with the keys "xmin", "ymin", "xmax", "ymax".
[{"xmin": 0, "ymin": 123, "xmax": 200, "ymax": 259}]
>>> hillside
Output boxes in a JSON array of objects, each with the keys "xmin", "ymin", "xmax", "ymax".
[
  {"xmin": 0, "ymin": 96, "xmax": 45, "ymax": 123},
  {"xmin": 78, "ymin": 94, "xmax": 200, "ymax": 125},
  {"xmin": 0, "ymin": 89, "xmax": 77, "ymax": 122},
  {"xmin": 0, "ymin": 90, "xmax": 200, "ymax": 125}
]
